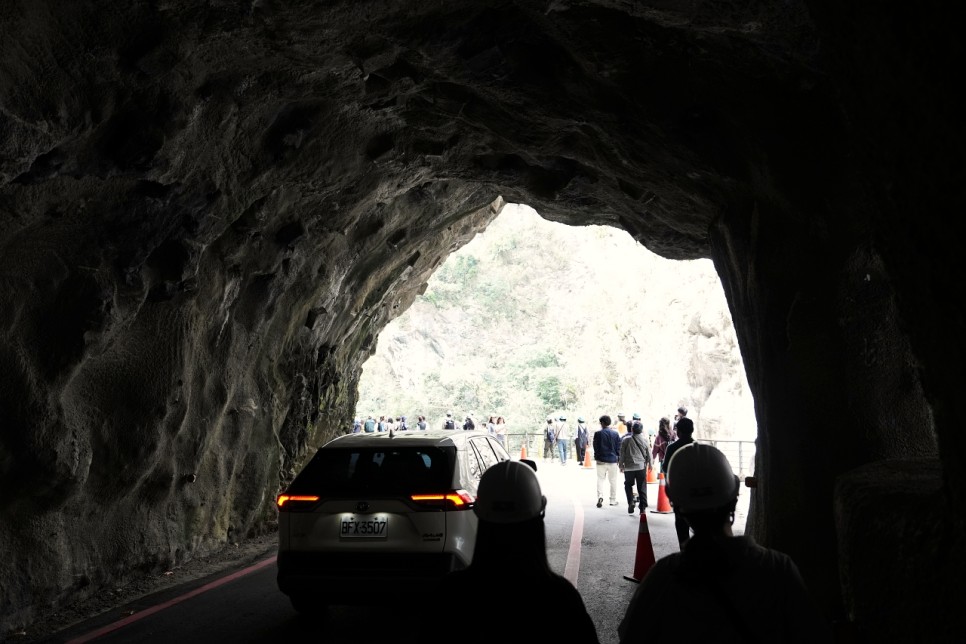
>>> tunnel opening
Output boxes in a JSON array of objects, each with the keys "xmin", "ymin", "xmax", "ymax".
[{"xmin": 353, "ymin": 203, "xmax": 757, "ymax": 519}]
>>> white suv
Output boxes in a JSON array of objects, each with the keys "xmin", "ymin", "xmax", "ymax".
[{"xmin": 276, "ymin": 429, "xmax": 512, "ymax": 612}]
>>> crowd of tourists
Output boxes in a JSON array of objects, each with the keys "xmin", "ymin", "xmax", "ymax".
[{"xmin": 350, "ymin": 412, "xmax": 510, "ymax": 446}]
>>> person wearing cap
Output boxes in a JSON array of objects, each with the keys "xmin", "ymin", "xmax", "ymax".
[
  {"xmin": 663, "ymin": 416, "xmax": 696, "ymax": 547},
  {"xmin": 435, "ymin": 461, "xmax": 600, "ymax": 643},
  {"xmin": 555, "ymin": 415, "xmax": 571, "ymax": 465},
  {"xmin": 574, "ymin": 416, "xmax": 590, "ymax": 466},
  {"xmin": 616, "ymin": 412, "xmax": 628, "ymax": 436},
  {"xmin": 618, "ymin": 444, "xmax": 831, "ymax": 643}
]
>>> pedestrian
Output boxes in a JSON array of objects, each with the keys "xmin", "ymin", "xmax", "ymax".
[
  {"xmin": 672, "ymin": 405, "xmax": 688, "ymax": 435},
  {"xmin": 463, "ymin": 414, "xmax": 476, "ymax": 431},
  {"xmin": 433, "ymin": 461, "xmax": 600, "ymax": 643},
  {"xmin": 619, "ymin": 417, "xmax": 652, "ymax": 514},
  {"xmin": 652, "ymin": 417, "xmax": 675, "ymax": 468},
  {"xmin": 351, "ymin": 418, "xmax": 362, "ymax": 434},
  {"xmin": 494, "ymin": 416, "xmax": 507, "ymax": 447},
  {"xmin": 556, "ymin": 415, "xmax": 571, "ymax": 465},
  {"xmin": 442, "ymin": 412, "xmax": 456, "ymax": 429},
  {"xmin": 363, "ymin": 415, "xmax": 376, "ymax": 433},
  {"xmin": 385, "ymin": 414, "xmax": 396, "ymax": 433},
  {"xmin": 377, "ymin": 415, "xmax": 387, "ymax": 432},
  {"xmin": 544, "ymin": 416, "xmax": 557, "ymax": 461},
  {"xmin": 398, "ymin": 415, "xmax": 408, "ymax": 431},
  {"xmin": 616, "ymin": 412, "xmax": 628, "ymax": 436},
  {"xmin": 574, "ymin": 416, "xmax": 590, "ymax": 466},
  {"xmin": 663, "ymin": 416, "xmax": 696, "ymax": 547},
  {"xmin": 486, "ymin": 415, "xmax": 496, "ymax": 434},
  {"xmin": 417, "ymin": 415, "xmax": 428, "ymax": 431},
  {"xmin": 593, "ymin": 415, "xmax": 622, "ymax": 507},
  {"xmin": 618, "ymin": 443, "xmax": 831, "ymax": 643}
]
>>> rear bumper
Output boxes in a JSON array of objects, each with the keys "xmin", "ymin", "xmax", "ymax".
[{"xmin": 277, "ymin": 551, "xmax": 468, "ymax": 600}]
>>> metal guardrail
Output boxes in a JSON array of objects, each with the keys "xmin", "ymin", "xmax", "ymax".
[
  {"xmin": 702, "ymin": 439, "xmax": 757, "ymax": 478},
  {"xmin": 502, "ymin": 432, "xmax": 756, "ymax": 477}
]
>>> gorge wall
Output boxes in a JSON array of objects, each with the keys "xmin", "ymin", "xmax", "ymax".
[
  {"xmin": 1, "ymin": 1, "xmax": 963, "ymax": 640},
  {"xmin": 355, "ymin": 202, "xmax": 758, "ymax": 443}
]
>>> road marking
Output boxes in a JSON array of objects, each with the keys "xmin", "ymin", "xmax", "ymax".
[
  {"xmin": 563, "ymin": 496, "xmax": 584, "ymax": 585},
  {"xmin": 65, "ymin": 555, "xmax": 277, "ymax": 644}
]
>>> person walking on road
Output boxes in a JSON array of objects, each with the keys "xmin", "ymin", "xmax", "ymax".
[
  {"xmin": 616, "ymin": 412, "xmax": 628, "ymax": 436},
  {"xmin": 672, "ymin": 405, "xmax": 688, "ymax": 435},
  {"xmin": 652, "ymin": 416, "xmax": 676, "ymax": 469},
  {"xmin": 434, "ymin": 460, "xmax": 600, "ymax": 643},
  {"xmin": 556, "ymin": 415, "xmax": 571, "ymax": 465},
  {"xmin": 662, "ymin": 416, "xmax": 696, "ymax": 547},
  {"xmin": 619, "ymin": 419, "xmax": 652, "ymax": 514},
  {"xmin": 593, "ymin": 415, "xmax": 622, "ymax": 507},
  {"xmin": 494, "ymin": 416, "xmax": 507, "ymax": 447},
  {"xmin": 544, "ymin": 416, "xmax": 557, "ymax": 461},
  {"xmin": 574, "ymin": 416, "xmax": 590, "ymax": 466},
  {"xmin": 618, "ymin": 443, "xmax": 831, "ymax": 644}
]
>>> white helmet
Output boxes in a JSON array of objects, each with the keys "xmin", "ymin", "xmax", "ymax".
[
  {"xmin": 665, "ymin": 443, "xmax": 740, "ymax": 513},
  {"xmin": 474, "ymin": 461, "xmax": 547, "ymax": 524}
]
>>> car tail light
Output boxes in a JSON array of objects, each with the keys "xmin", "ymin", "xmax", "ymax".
[
  {"xmin": 276, "ymin": 494, "xmax": 320, "ymax": 510},
  {"xmin": 410, "ymin": 490, "xmax": 475, "ymax": 510}
]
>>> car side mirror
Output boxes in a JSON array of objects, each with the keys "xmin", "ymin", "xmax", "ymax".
[{"xmin": 520, "ymin": 458, "xmax": 537, "ymax": 472}]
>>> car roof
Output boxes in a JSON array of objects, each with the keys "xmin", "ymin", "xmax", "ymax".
[{"xmin": 323, "ymin": 429, "xmax": 492, "ymax": 449}]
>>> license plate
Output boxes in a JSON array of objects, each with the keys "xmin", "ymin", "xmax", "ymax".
[{"xmin": 340, "ymin": 515, "xmax": 389, "ymax": 538}]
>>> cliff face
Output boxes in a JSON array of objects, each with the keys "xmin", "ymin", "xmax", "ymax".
[
  {"xmin": 356, "ymin": 203, "xmax": 757, "ymax": 442},
  {"xmin": 1, "ymin": 1, "xmax": 963, "ymax": 639}
]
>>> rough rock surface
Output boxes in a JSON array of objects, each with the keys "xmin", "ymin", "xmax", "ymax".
[{"xmin": 1, "ymin": 1, "xmax": 963, "ymax": 640}]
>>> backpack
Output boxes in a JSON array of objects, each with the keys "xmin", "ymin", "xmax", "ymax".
[
  {"xmin": 464, "ymin": 418, "xmax": 475, "ymax": 430},
  {"xmin": 444, "ymin": 419, "xmax": 456, "ymax": 429},
  {"xmin": 546, "ymin": 424, "xmax": 556, "ymax": 441}
]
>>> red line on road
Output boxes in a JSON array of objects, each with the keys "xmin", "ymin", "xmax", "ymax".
[
  {"xmin": 564, "ymin": 497, "xmax": 584, "ymax": 585},
  {"xmin": 65, "ymin": 555, "xmax": 277, "ymax": 644}
]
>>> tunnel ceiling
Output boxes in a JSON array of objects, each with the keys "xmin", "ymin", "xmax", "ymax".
[{"xmin": 2, "ymin": 1, "xmax": 964, "ymax": 638}]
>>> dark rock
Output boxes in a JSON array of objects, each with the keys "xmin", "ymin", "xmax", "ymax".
[{"xmin": 0, "ymin": 1, "xmax": 963, "ymax": 638}]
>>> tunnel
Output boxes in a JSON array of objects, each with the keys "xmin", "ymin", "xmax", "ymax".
[{"xmin": 0, "ymin": 2, "xmax": 963, "ymax": 641}]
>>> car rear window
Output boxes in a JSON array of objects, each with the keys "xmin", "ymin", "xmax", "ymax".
[{"xmin": 287, "ymin": 446, "xmax": 457, "ymax": 496}]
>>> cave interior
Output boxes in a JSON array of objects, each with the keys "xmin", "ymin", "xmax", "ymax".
[{"xmin": 0, "ymin": 1, "xmax": 963, "ymax": 640}]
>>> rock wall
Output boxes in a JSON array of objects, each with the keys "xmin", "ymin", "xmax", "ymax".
[{"xmin": 1, "ymin": 1, "xmax": 963, "ymax": 639}]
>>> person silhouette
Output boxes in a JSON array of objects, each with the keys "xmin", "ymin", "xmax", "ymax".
[
  {"xmin": 663, "ymin": 416, "xmax": 696, "ymax": 546},
  {"xmin": 434, "ymin": 460, "xmax": 599, "ymax": 643},
  {"xmin": 618, "ymin": 443, "xmax": 831, "ymax": 643}
]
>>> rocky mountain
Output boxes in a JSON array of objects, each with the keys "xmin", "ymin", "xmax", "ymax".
[{"xmin": 356, "ymin": 203, "xmax": 756, "ymax": 441}]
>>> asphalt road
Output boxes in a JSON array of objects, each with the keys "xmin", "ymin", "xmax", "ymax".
[{"xmin": 38, "ymin": 458, "xmax": 749, "ymax": 644}]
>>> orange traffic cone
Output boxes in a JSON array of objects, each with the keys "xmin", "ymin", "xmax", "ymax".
[
  {"xmin": 520, "ymin": 444, "xmax": 528, "ymax": 460},
  {"xmin": 582, "ymin": 448, "xmax": 592, "ymax": 468},
  {"xmin": 646, "ymin": 463, "xmax": 657, "ymax": 484},
  {"xmin": 623, "ymin": 512, "xmax": 656, "ymax": 583},
  {"xmin": 650, "ymin": 472, "xmax": 672, "ymax": 514}
]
